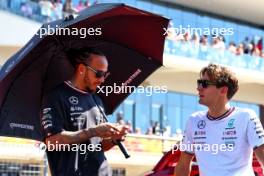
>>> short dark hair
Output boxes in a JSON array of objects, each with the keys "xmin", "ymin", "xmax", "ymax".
[
  {"xmin": 200, "ymin": 63, "xmax": 239, "ymax": 100},
  {"xmin": 66, "ymin": 47, "xmax": 105, "ymax": 68}
]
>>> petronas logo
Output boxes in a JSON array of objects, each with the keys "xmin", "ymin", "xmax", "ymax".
[{"xmin": 227, "ymin": 119, "xmax": 235, "ymax": 128}]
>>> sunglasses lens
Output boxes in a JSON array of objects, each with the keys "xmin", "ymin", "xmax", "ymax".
[
  {"xmin": 96, "ymin": 71, "xmax": 107, "ymax": 78},
  {"xmin": 202, "ymin": 81, "xmax": 208, "ymax": 88},
  {"xmin": 197, "ymin": 80, "xmax": 208, "ymax": 88},
  {"xmin": 197, "ymin": 79, "xmax": 218, "ymax": 88}
]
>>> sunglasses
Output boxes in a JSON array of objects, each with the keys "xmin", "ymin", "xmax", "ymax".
[
  {"xmin": 85, "ymin": 65, "xmax": 108, "ymax": 78},
  {"xmin": 197, "ymin": 79, "xmax": 217, "ymax": 88}
]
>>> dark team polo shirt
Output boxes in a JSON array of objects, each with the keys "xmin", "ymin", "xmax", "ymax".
[{"xmin": 41, "ymin": 82, "xmax": 111, "ymax": 176}]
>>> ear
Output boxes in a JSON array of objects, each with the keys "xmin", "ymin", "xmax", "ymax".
[
  {"xmin": 76, "ymin": 64, "xmax": 86, "ymax": 75},
  {"xmin": 220, "ymin": 86, "xmax": 228, "ymax": 95}
]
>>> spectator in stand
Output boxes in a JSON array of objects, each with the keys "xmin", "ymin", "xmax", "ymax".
[
  {"xmin": 246, "ymin": 43, "xmax": 254, "ymax": 55},
  {"xmin": 236, "ymin": 43, "xmax": 244, "ymax": 56},
  {"xmin": 218, "ymin": 36, "xmax": 226, "ymax": 50},
  {"xmin": 166, "ymin": 29, "xmax": 176, "ymax": 41},
  {"xmin": 135, "ymin": 127, "xmax": 141, "ymax": 134},
  {"xmin": 126, "ymin": 120, "xmax": 133, "ymax": 133},
  {"xmin": 174, "ymin": 32, "xmax": 184, "ymax": 41},
  {"xmin": 257, "ymin": 37, "xmax": 263, "ymax": 52},
  {"xmin": 252, "ymin": 45, "xmax": 261, "ymax": 57},
  {"xmin": 39, "ymin": 0, "xmax": 54, "ymax": 22},
  {"xmin": 53, "ymin": 0, "xmax": 62, "ymax": 20},
  {"xmin": 200, "ymin": 35, "xmax": 208, "ymax": 46},
  {"xmin": 20, "ymin": 2, "xmax": 33, "ymax": 18},
  {"xmin": 211, "ymin": 37, "xmax": 218, "ymax": 48},
  {"xmin": 190, "ymin": 33, "xmax": 200, "ymax": 56},
  {"xmin": 199, "ymin": 35, "xmax": 208, "ymax": 57},
  {"xmin": 191, "ymin": 33, "xmax": 200, "ymax": 46},
  {"xmin": 84, "ymin": 0, "xmax": 92, "ymax": 7},
  {"xmin": 145, "ymin": 127, "xmax": 153, "ymax": 135},
  {"xmin": 152, "ymin": 121, "xmax": 160, "ymax": 135},
  {"xmin": 243, "ymin": 37, "xmax": 252, "ymax": 54},
  {"xmin": 211, "ymin": 36, "xmax": 225, "ymax": 50},
  {"xmin": 228, "ymin": 42, "xmax": 237, "ymax": 54},
  {"xmin": 63, "ymin": 0, "xmax": 76, "ymax": 18},
  {"xmin": 76, "ymin": 0, "xmax": 86, "ymax": 12},
  {"xmin": 87, "ymin": 0, "xmax": 98, "ymax": 6},
  {"xmin": 250, "ymin": 39, "xmax": 256, "ymax": 52},
  {"xmin": 182, "ymin": 32, "xmax": 191, "ymax": 42}
]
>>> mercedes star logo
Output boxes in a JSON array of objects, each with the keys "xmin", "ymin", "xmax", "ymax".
[
  {"xmin": 69, "ymin": 96, "xmax": 79, "ymax": 105},
  {"xmin": 197, "ymin": 120, "xmax": 206, "ymax": 129}
]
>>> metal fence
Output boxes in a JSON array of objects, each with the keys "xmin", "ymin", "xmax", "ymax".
[{"xmin": 0, "ymin": 137, "xmax": 49, "ymax": 176}]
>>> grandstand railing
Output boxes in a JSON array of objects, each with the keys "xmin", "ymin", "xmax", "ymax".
[
  {"xmin": 0, "ymin": 0, "xmax": 50, "ymax": 23},
  {"xmin": 164, "ymin": 40, "xmax": 264, "ymax": 72}
]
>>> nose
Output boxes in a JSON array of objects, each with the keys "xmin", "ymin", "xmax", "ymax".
[
  {"xmin": 197, "ymin": 84, "xmax": 203, "ymax": 91},
  {"xmin": 98, "ymin": 76, "xmax": 105, "ymax": 83}
]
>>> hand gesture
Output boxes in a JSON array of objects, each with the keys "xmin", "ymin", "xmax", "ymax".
[
  {"xmin": 112, "ymin": 124, "xmax": 129, "ymax": 142},
  {"xmin": 92, "ymin": 123, "xmax": 120, "ymax": 138}
]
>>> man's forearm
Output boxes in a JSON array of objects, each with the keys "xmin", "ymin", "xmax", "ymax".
[
  {"xmin": 45, "ymin": 128, "xmax": 96, "ymax": 145},
  {"xmin": 45, "ymin": 123, "xmax": 122, "ymax": 146}
]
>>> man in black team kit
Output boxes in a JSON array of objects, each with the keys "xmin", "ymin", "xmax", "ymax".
[{"xmin": 41, "ymin": 47, "xmax": 128, "ymax": 176}]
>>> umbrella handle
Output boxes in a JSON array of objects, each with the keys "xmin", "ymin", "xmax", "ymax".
[{"xmin": 116, "ymin": 140, "xmax": 130, "ymax": 159}]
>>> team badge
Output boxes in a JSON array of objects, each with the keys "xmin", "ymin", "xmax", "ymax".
[
  {"xmin": 197, "ymin": 120, "xmax": 206, "ymax": 129},
  {"xmin": 69, "ymin": 96, "xmax": 79, "ymax": 105}
]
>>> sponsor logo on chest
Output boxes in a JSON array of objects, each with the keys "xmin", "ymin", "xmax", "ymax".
[{"xmin": 222, "ymin": 119, "xmax": 237, "ymax": 147}]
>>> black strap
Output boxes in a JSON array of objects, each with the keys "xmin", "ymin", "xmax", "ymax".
[{"xmin": 91, "ymin": 95, "xmax": 108, "ymax": 123}]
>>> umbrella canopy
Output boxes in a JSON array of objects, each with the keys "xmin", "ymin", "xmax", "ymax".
[{"xmin": 0, "ymin": 3, "xmax": 169, "ymax": 141}]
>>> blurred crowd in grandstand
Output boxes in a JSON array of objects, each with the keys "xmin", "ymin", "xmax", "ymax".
[
  {"xmin": 0, "ymin": 0, "xmax": 98, "ymax": 22},
  {"xmin": 166, "ymin": 26, "xmax": 264, "ymax": 59},
  {"xmin": 115, "ymin": 111, "xmax": 183, "ymax": 139},
  {"xmin": 1, "ymin": 0, "xmax": 263, "ymax": 60}
]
